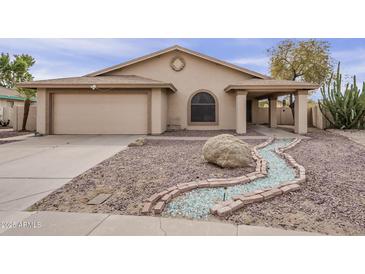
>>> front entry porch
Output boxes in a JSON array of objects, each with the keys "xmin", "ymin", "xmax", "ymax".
[{"xmin": 225, "ymin": 80, "xmax": 319, "ymax": 135}]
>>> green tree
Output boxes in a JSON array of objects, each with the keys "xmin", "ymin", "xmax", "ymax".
[
  {"xmin": 267, "ymin": 39, "xmax": 333, "ymax": 117},
  {"xmin": 0, "ymin": 53, "xmax": 36, "ymax": 131}
]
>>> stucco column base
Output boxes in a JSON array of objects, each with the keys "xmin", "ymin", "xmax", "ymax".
[
  {"xmin": 269, "ymin": 96, "xmax": 278, "ymax": 128},
  {"xmin": 294, "ymin": 90, "xmax": 308, "ymax": 134},
  {"xmin": 236, "ymin": 91, "xmax": 247, "ymax": 134},
  {"xmin": 36, "ymin": 88, "xmax": 50, "ymax": 135},
  {"xmin": 150, "ymin": 88, "xmax": 168, "ymax": 135}
]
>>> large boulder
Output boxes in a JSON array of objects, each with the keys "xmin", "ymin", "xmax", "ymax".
[{"xmin": 202, "ymin": 134, "xmax": 252, "ymax": 168}]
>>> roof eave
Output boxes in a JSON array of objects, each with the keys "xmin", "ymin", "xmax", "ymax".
[
  {"xmin": 16, "ymin": 83, "xmax": 177, "ymax": 92},
  {"xmin": 224, "ymin": 84, "xmax": 320, "ymax": 92}
]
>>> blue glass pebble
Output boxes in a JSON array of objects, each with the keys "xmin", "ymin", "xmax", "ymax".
[{"xmin": 163, "ymin": 139, "xmax": 296, "ymax": 219}]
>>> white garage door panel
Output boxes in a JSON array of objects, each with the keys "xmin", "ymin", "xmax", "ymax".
[{"xmin": 53, "ymin": 93, "xmax": 148, "ymax": 134}]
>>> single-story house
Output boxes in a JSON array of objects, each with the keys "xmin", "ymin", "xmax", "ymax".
[{"xmin": 18, "ymin": 45, "xmax": 319, "ymax": 135}]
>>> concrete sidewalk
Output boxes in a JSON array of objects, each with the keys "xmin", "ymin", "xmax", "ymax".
[{"xmin": 0, "ymin": 211, "xmax": 320, "ymax": 236}]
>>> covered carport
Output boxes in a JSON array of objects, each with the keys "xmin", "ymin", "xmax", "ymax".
[{"xmin": 225, "ymin": 79, "xmax": 319, "ymax": 134}]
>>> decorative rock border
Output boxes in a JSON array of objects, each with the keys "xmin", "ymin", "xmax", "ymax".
[
  {"xmin": 141, "ymin": 137, "xmax": 274, "ymax": 215},
  {"xmin": 210, "ymin": 138, "xmax": 306, "ymax": 217}
]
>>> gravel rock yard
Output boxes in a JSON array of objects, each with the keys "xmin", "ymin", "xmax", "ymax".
[
  {"xmin": 328, "ymin": 129, "xmax": 365, "ymax": 147},
  {"xmin": 30, "ymin": 139, "xmax": 260, "ymax": 215},
  {"xmin": 228, "ymin": 130, "xmax": 365, "ymax": 235}
]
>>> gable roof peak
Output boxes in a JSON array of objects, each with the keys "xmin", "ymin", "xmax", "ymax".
[{"xmin": 86, "ymin": 44, "xmax": 270, "ymax": 79}]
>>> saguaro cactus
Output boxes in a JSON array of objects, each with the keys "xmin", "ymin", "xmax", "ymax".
[{"xmin": 319, "ymin": 63, "xmax": 365, "ymax": 129}]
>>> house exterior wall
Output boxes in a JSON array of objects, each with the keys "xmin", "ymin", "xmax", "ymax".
[{"xmin": 104, "ymin": 51, "xmax": 255, "ymax": 130}]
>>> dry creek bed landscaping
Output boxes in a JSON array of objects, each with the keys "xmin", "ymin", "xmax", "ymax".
[
  {"xmin": 31, "ymin": 131, "xmax": 365, "ymax": 235},
  {"xmin": 228, "ymin": 130, "xmax": 365, "ymax": 235}
]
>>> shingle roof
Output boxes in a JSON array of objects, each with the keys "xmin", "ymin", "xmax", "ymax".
[
  {"xmin": 225, "ymin": 79, "xmax": 320, "ymax": 91},
  {"xmin": 0, "ymin": 95, "xmax": 36, "ymax": 101},
  {"xmin": 17, "ymin": 75, "xmax": 177, "ymax": 92},
  {"xmin": 0, "ymin": 86, "xmax": 36, "ymax": 101}
]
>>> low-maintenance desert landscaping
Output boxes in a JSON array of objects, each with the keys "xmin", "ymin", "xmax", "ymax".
[
  {"xmin": 30, "ymin": 129, "xmax": 365, "ymax": 235},
  {"xmin": 30, "ymin": 138, "xmax": 259, "ymax": 215},
  {"xmin": 228, "ymin": 130, "xmax": 365, "ymax": 235}
]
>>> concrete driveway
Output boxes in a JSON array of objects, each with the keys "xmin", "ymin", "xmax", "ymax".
[{"xmin": 0, "ymin": 135, "xmax": 138, "ymax": 211}]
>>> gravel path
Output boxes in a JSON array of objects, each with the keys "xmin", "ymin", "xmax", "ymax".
[
  {"xmin": 161, "ymin": 129, "xmax": 263, "ymax": 137},
  {"xmin": 228, "ymin": 130, "xmax": 365, "ymax": 235},
  {"xmin": 30, "ymin": 139, "xmax": 260, "ymax": 215}
]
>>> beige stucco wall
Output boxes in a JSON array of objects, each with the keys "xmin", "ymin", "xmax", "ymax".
[
  {"xmin": 12, "ymin": 105, "xmax": 37, "ymax": 131},
  {"xmin": 161, "ymin": 89, "xmax": 168, "ymax": 132},
  {"xmin": 255, "ymin": 106, "xmax": 312, "ymax": 126},
  {"xmin": 312, "ymin": 104, "xmax": 330, "ymax": 129},
  {"xmin": 151, "ymin": 88, "xmax": 166, "ymax": 134},
  {"xmin": 105, "ymin": 50, "xmax": 255, "ymax": 130},
  {"xmin": 294, "ymin": 91, "xmax": 308, "ymax": 134},
  {"xmin": 36, "ymin": 88, "xmax": 49, "ymax": 134}
]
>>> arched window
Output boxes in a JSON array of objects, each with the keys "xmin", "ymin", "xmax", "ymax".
[{"xmin": 190, "ymin": 91, "xmax": 216, "ymax": 122}]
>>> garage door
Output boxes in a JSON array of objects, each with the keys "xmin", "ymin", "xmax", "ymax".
[{"xmin": 52, "ymin": 93, "xmax": 148, "ymax": 134}]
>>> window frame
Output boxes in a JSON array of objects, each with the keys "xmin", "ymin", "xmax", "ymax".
[{"xmin": 188, "ymin": 90, "xmax": 218, "ymax": 125}]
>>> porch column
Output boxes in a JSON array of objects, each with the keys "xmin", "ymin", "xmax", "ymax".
[
  {"xmin": 236, "ymin": 90, "xmax": 247, "ymax": 134},
  {"xmin": 251, "ymin": 98, "xmax": 259, "ymax": 124},
  {"xmin": 294, "ymin": 90, "xmax": 308, "ymax": 134},
  {"xmin": 36, "ymin": 88, "xmax": 50, "ymax": 135},
  {"xmin": 269, "ymin": 95, "xmax": 278, "ymax": 128}
]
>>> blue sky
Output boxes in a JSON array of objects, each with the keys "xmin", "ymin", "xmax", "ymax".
[{"xmin": 1, "ymin": 38, "xmax": 365, "ymax": 100}]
